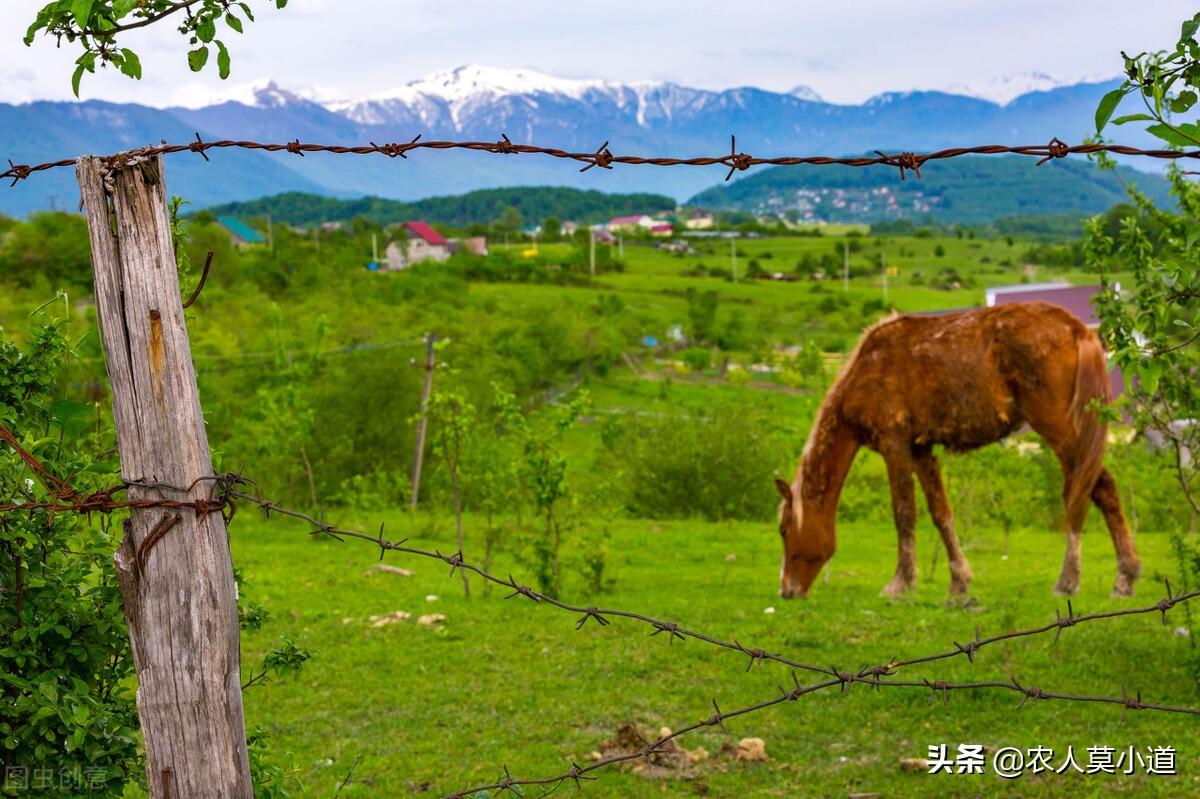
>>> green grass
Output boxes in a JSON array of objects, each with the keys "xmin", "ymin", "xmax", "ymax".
[{"xmin": 234, "ymin": 511, "xmax": 1200, "ymax": 797}]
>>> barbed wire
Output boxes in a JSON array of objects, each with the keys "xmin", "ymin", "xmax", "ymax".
[
  {"xmin": 440, "ymin": 671, "xmax": 1199, "ymax": 799},
  {"xmin": 6, "ymin": 427, "xmax": 1200, "ymax": 798},
  {"xmin": 4, "ymin": 423, "xmax": 1197, "ymax": 685},
  {"xmin": 4, "ymin": 134, "xmax": 1200, "ymax": 188}
]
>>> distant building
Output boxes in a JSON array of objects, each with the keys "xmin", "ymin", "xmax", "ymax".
[
  {"xmin": 684, "ymin": 210, "xmax": 714, "ymax": 230},
  {"xmin": 561, "ymin": 221, "xmax": 580, "ymax": 237},
  {"xmin": 453, "ymin": 236, "xmax": 489, "ymax": 256},
  {"xmin": 648, "ymin": 222, "xmax": 674, "ymax": 237},
  {"xmin": 217, "ymin": 216, "xmax": 265, "ymax": 248},
  {"xmin": 385, "ymin": 221, "xmax": 450, "ymax": 270},
  {"xmin": 608, "ymin": 214, "xmax": 654, "ymax": 232}
]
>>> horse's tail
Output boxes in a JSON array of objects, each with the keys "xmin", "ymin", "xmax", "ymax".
[{"xmin": 1063, "ymin": 329, "xmax": 1110, "ymax": 531}]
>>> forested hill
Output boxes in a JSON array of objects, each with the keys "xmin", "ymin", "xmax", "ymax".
[
  {"xmin": 199, "ymin": 187, "xmax": 676, "ymax": 227},
  {"xmin": 688, "ymin": 155, "xmax": 1172, "ymax": 225}
]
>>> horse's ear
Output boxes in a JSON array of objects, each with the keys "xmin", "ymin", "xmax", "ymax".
[{"xmin": 774, "ymin": 478, "xmax": 792, "ymax": 503}]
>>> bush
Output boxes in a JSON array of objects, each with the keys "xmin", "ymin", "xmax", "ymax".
[
  {"xmin": 680, "ymin": 347, "xmax": 712, "ymax": 372},
  {"xmin": 613, "ymin": 401, "xmax": 793, "ymax": 521}
]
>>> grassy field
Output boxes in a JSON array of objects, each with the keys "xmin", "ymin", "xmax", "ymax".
[{"xmin": 233, "ymin": 509, "xmax": 1197, "ymax": 798}]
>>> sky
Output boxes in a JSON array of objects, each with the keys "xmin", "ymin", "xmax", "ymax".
[{"xmin": 1, "ymin": 0, "xmax": 1195, "ymax": 106}]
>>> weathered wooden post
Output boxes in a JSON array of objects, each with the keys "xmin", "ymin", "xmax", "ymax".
[{"xmin": 77, "ymin": 155, "xmax": 252, "ymax": 798}]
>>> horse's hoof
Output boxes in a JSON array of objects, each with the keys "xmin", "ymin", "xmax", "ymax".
[
  {"xmin": 1053, "ymin": 584, "xmax": 1079, "ymax": 597},
  {"xmin": 1111, "ymin": 574, "xmax": 1136, "ymax": 598},
  {"xmin": 881, "ymin": 579, "xmax": 915, "ymax": 597}
]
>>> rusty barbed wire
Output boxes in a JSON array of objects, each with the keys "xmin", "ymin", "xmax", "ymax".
[
  {"xmin": 6, "ymin": 427, "xmax": 1200, "ymax": 798},
  {"xmin": 441, "ymin": 670, "xmax": 1200, "ymax": 799},
  {"xmin": 4, "ymin": 135, "xmax": 1200, "ymax": 188},
  {"xmin": 5, "ymin": 418, "xmax": 1199, "ymax": 688}
]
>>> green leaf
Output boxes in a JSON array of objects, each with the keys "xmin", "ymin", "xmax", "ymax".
[
  {"xmin": 71, "ymin": 64, "xmax": 85, "ymax": 97},
  {"xmin": 197, "ymin": 18, "xmax": 216, "ymax": 42},
  {"xmin": 216, "ymin": 39, "xmax": 231, "ymax": 79},
  {"xmin": 1110, "ymin": 113, "xmax": 1155, "ymax": 126},
  {"xmin": 118, "ymin": 48, "xmax": 142, "ymax": 80},
  {"xmin": 70, "ymin": 0, "xmax": 94, "ymax": 27},
  {"xmin": 1146, "ymin": 122, "xmax": 1200, "ymax": 147},
  {"xmin": 239, "ymin": 2, "xmax": 255, "ymax": 21},
  {"xmin": 226, "ymin": 12, "xmax": 243, "ymax": 33},
  {"xmin": 188, "ymin": 46, "xmax": 209, "ymax": 72},
  {"xmin": 1183, "ymin": 16, "xmax": 1199, "ymax": 41},
  {"xmin": 276, "ymin": 0, "xmax": 288, "ymax": 7},
  {"xmin": 1095, "ymin": 87, "xmax": 1127, "ymax": 132}
]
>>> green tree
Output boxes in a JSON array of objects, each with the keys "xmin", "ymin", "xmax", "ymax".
[
  {"xmin": 685, "ymin": 288, "xmax": 719, "ymax": 345},
  {"xmin": 495, "ymin": 206, "xmax": 524, "ymax": 240},
  {"xmin": 1089, "ymin": 12, "xmax": 1200, "ymax": 513},
  {"xmin": 1, "ymin": 320, "xmax": 138, "ymax": 797},
  {"xmin": 542, "ymin": 216, "xmax": 562, "ymax": 242}
]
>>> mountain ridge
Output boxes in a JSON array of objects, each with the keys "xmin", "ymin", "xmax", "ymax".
[{"xmin": 0, "ymin": 67, "xmax": 1156, "ymax": 217}]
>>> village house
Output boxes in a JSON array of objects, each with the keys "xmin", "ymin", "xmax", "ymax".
[
  {"xmin": 648, "ymin": 221, "xmax": 674, "ymax": 236},
  {"xmin": 217, "ymin": 216, "xmax": 265, "ymax": 248},
  {"xmin": 607, "ymin": 214, "xmax": 654, "ymax": 232},
  {"xmin": 684, "ymin": 209, "xmax": 714, "ymax": 230},
  {"xmin": 384, "ymin": 221, "xmax": 488, "ymax": 270},
  {"xmin": 385, "ymin": 221, "xmax": 450, "ymax": 270}
]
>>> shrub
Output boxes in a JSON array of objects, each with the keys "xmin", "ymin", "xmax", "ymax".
[{"xmin": 614, "ymin": 401, "xmax": 792, "ymax": 521}]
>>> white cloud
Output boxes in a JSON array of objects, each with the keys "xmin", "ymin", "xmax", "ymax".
[{"xmin": 0, "ymin": 0, "xmax": 1193, "ymax": 106}]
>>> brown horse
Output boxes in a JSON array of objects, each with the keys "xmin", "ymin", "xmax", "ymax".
[{"xmin": 775, "ymin": 301, "xmax": 1141, "ymax": 599}]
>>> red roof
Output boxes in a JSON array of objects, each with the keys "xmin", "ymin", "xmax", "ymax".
[
  {"xmin": 400, "ymin": 221, "xmax": 448, "ymax": 245},
  {"xmin": 609, "ymin": 214, "xmax": 647, "ymax": 225}
]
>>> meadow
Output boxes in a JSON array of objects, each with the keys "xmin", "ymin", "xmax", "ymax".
[{"xmin": 1, "ymin": 212, "xmax": 1196, "ymax": 798}]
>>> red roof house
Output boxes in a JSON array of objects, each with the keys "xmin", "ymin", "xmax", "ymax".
[{"xmin": 385, "ymin": 221, "xmax": 451, "ymax": 270}]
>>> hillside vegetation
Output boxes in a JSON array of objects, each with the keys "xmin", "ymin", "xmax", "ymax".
[
  {"xmin": 1, "ymin": 206, "xmax": 1196, "ymax": 798},
  {"xmin": 690, "ymin": 155, "xmax": 1172, "ymax": 224}
]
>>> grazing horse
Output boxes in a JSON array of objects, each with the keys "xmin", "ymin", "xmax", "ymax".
[{"xmin": 775, "ymin": 301, "xmax": 1141, "ymax": 599}]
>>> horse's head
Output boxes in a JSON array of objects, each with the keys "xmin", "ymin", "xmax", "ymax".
[{"xmin": 774, "ymin": 477, "xmax": 834, "ymax": 599}]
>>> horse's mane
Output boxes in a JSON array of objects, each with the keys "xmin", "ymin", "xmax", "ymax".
[{"xmin": 795, "ymin": 312, "xmax": 902, "ymax": 497}]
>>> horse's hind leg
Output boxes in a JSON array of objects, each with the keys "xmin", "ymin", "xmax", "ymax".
[
  {"xmin": 881, "ymin": 446, "xmax": 918, "ymax": 597},
  {"xmin": 1092, "ymin": 467, "xmax": 1141, "ymax": 596},
  {"xmin": 915, "ymin": 449, "xmax": 972, "ymax": 594}
]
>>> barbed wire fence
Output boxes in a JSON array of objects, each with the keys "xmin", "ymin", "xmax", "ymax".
[
  {"xmin": 3, "ymin": 418, "xmax": 1200, "ymax": 797},
  {"xmin": 4, "ymin": 133, "xmax": 1200, "ymax": 189},
  {"xmin": 4, "ymin": 134, "xmax": 1200, "ymax": 797}
]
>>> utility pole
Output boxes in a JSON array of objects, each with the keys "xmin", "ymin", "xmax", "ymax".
[
  {"xmin": 730, "ymin": 236, "xmax": 738, "ymax": 283},
  {"xmin": 372, "ymin": 232, "xmax": 379, "ymax": 264},
  {"xmin": 618, "ymin": 236, "xmax": 624, "ymax": 260},
  {"xmin": 410, "ymin": 333, "xmax": 437, "ymax": 510},
  {"xmin": 589, "ymin": 227, "xmax": 596, "ymax": 280},
  {"xmin": 77, "ymin": 155, "xmax": 252, "ymax": 797},
  {"xmin": 843, "ymin": 241, "xmax": 849, "ymax": 292},
  {"xmin": 266, "ymin": 212, "xmax": 273, "ymax": 252}
]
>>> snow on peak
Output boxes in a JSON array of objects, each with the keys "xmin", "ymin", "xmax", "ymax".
[
  {"xmin": 789, "ymin": 85, "xmax": 823, "ymax": 102},
  {"xmin": 359, "ymin": 64, "xmax": 634, "ymax": 105},
  {"xmin": 941, "ymin": 71, "xmax": 1119, "ymax": 105},
  {"xmin": 171, "ymin": 79, "xmax": 314, "ymax": 109}
]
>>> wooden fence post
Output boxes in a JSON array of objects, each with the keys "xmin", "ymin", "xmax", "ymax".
[{"xmin": 76, "ymin": 155, "xmax": 252, "ymax": 798}]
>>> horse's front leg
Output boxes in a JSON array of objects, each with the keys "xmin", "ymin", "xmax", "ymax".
[{"xmin": 881, "ymin": 448, "xmax": 918, "ymax": 597}]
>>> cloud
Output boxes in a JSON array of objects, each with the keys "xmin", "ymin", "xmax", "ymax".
[{"xmin": 2, "ymin": 0, "xmax": 1195, "ymax": 106}]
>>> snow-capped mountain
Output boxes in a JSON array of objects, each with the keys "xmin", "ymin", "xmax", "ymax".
[
  {"xmin": 0, "ymin": 65, "xmax": 1153, "ymax": 216},
  {"xmin": 942, "ymin": 71, "xmax": 1120, "ymax": 105}
]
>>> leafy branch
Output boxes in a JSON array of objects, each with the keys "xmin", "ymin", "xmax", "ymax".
[{"xmin": 24, "ymin": 0, "xmax": 290, "ymax": 96}]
